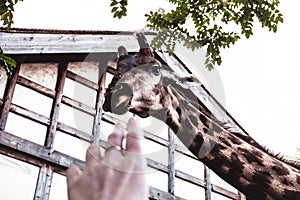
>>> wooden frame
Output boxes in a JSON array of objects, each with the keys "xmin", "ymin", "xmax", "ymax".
[{"xmin": 0, "ymin": 29, "xmax": 247, "ymax": 200}]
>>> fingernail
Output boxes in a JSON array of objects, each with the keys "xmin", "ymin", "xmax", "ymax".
[
  {"xmin": 127, "ymin": 118, "xmax": 143, "ymax": 138},
  {"xmin": 130, "ymin": 117, "xmax": 138, "ymax": 125}
]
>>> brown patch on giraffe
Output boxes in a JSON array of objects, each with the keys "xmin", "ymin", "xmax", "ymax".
[
  {"xmin": 282, "ymin": 178, "xmax": 292, "ymax": 186},
  {"xmin": 297, "ymin": 175, "xmax": 300, "ymax": 184},
  {"xmin": 199, "ymin": 114, "xmax": 209, "ymax": 127},
  {"xmin": 175, "ymin": 106, "xmax": 182, "ymax": 116},
  {"xmin": 219, "ymin": 137, "xmax": 232, "ymax": 148},
  {"xmin": 271, "ymin": 164, "xmax": 290, "ymax": 176},
  {"xmin": 202, "ymin": 127, "xmax": 209, "ymax": 133},
  {"xmin": 165, "ymin": 116, "xmax": 179, "ymax": 134},
  {"xmin": 238, "ymin": 147, "xmax": 265, "ymax": 167},
  {"xmin": 188, "ymin": 133, "xmax": 204, "ymax": 156},
  {"xmin": 283, "ymin": 189, "xmax": 300, "ymax": 200},
  {"xmin": 246, "ymin": 171, "xmax": 273, "ymax": 199},
  {"xmin": 228, "ymin": 135, "xmax": 243, "ymax": 145}
]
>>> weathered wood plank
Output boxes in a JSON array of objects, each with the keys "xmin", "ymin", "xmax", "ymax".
[
  {"xmin": 61, "ymin": 95, "xmax": 96, "ymax": 116},
  {"xmin": 212, "ymin": 184, "xmax": 239, "ymax": 200},
  {"xmin": 66, "ymin": 70, "xmax": 99, "ymax": 91},
  {"xmin": 0, "ymin": 130, "xmax": 185, "ymax": 200},
  {"xmin": 0, "ymin": 130, "xmax": 85, "ymax": 173},
  {"xmin": 44, "ymin": 62, "xmax": 67, "ymax": 150},
  {"xmin": 34, "ymin": 165, "xmax": 53, "ymax": 200},
  {"xmin": 17, "ymin": 75, "xmax": 55, "ymax": 98},
  {"xmin": 0, "ymin": 30, "xmax": 155, "ymax": 54},
  {"xmin": 204, "ymin": 166, "xmax": 212, "ymax": 200},
  {"xmin": 149, "ymin": 187, "xmax": 186, "ymax": 200},
  {"xmin": 17, "ymin": 75, "xmax": 96, "ymax": 116},
  {"xmin": 10, "ymin": 103, "xmax": 50, "ymax": 125},
  {"xmin": 92, "ymin": 69, "xmax": 105, "ymax": 144},
  {"xmin": 56, "ymin": 122, "xmax": 92, "ymax": 143},
  {"xmin": 175, "ymin": 169, "xmax": 206, "ymax": 188},
  {"xmin": 168, "ymin": 128, "xmax": 175, "ymax": 195},
  {"xmin": 0, "ymin": 65, "xmax": 20, "ymax": 130}
]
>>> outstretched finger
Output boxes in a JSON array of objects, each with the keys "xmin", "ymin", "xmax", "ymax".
[
  {"xmin": 85, "ymin": 144, "xmax": 102, "ymax": 168},
  {"xmin": 66, "ymin": 166, "xmax": 82, "ymax": 186},
  {"xmin": 105, "ymin": 123, "xmax": 125, "ymax": 155},
  {"xmin": 126, "ymin": 117, "xmax": 144, "ymax": 153},
  {"xmin": 107, "ymin": 123, "xmax": 124, "ymax": 146}
]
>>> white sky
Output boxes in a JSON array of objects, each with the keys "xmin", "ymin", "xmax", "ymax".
[{"xmin": 12, "ymin": 0, "xmax": 300, "ymax": 158}]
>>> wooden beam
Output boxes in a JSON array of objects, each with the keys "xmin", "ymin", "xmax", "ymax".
[
  {"xmin": 204, "ymin": 166, "xmax": 212, "ymax": 200},
  {"xmin": 0, "ymin": 130, "xmax": 187, "ymax": 200},
  {"xmin": 149, "ymin": 187, "xmax": 185, "ymax": 200},
  {"xmin": 0, "ymin": 65, "xmax": 20, "ymax": 130},
  {"xmin": 92, "ymin": 67, "xmax": 105, "ymax": 144},
  {"xmin": 168, "ymin": 128, "xmax": 175, "ymax": 195},
  {"xmin": 17, "ymin": 75, "xmax": 96, "ymax": 116},
  {"xmin": 61, "ymin": 95, "xmax": 96, "ymax": 116},
  {"xmin": 34, "ymin": 165, "xmax": 53, "ymax": 200},
  {"xmin": 44, "ymin": 62, "xmax": 67, "ymax": 150},
  {"xmin": 66, "ymin": 70, "xmax": 98, "ymax": 91},
  {"xmin": 17, "ymin": 75, "xmax": 55, "ymax": 98},
  {"xmin": 0, "ymin": 31, "xmax": 155, "ymax": 54},
  {"xmin": 212, "ymin": 185, "xmax": 239, "ymax": 199},
  {"xmin": 0, "ymin": 130, "xmax": 85, "ymax": 174}
]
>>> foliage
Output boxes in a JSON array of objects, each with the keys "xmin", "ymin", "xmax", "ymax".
[
  {"xmin": 110, "ymin": 0, "xmax": 128, "ymax": 19},
  {"xmin": 0, "ymin": 47, "xmax": 16, "ymax": 77},
  {"xmin": 111, "ymin": 0, "xmax": 283, "ymax": 70},
  {"xmin": 0, "ymin": 0, "xmax": 21, "ymax": 77},
  {"xmin": 0, "ymin": 0, "xmax": 22, "ymax": 30},
  {"xmin": 0, "ymin": 0, "xmax": 284, "ymax": 73}
]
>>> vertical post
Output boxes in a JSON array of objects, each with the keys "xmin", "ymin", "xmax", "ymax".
[
  {"xmin": 92, "ymin": 68, "xmax": 106, "ymax": 144},
  {"xmin": 204, "ymin": 166, "xmax": 212, "ymax": 200},
  {"xmin": 0, "ymin": 64, "xmax": 20, "ymax": 130},
  {"xmin": 168, "ymin": 128, "xmax": 175, "ymax": 195},
  {"xmin": 34, "ymin": 165, "xmax": 53, "ymax": 200},
  {"xmin": 44, "ymin": 62, "xmax": 67, "ymax": 151}
]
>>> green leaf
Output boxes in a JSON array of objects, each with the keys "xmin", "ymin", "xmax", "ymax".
[
  {"xmin": 0, "ymin": 49, "xmax": 17, "ymax": 77},
  {"xmin": 111, "ymin": 6, "xmax": 118, "ymax": 13},
  {"xmin": 110, "ymin": 0, "xmax": 118, "ymax": 7}
]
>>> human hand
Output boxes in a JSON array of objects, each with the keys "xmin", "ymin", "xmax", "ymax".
[{"xmin": 66, "ymin": 118, "xmax": 148, "ymax": 200}]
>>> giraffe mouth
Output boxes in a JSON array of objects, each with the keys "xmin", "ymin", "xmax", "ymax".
[
  {"xmin": 103, "ymin": 94, "xmax": 133, "ymax": 115},
  {"xmin": 103, "ymin": 83, "xmax": 133, "ymax": 115}
]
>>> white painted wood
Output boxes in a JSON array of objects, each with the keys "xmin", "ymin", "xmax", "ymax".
[{"xmin": 0, "ymin": 30, "xmax": 155, "ymax": 54}]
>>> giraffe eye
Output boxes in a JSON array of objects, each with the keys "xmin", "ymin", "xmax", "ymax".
[
  {"xmin": 151, "ymin": 65, "xmax": 161, "ymax": 76},
  {"xmin": 113, "ymin": 84, "xmax": 123, "ymax": 91}
]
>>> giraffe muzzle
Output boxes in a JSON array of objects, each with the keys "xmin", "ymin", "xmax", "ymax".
[{"xmin": 103, "ymin": 83, "xmax": 133, "ymax": 115}]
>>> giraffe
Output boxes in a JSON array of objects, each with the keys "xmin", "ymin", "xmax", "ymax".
[{"xmin": 103, "ymin": 32, "xmax": 300, "ymax": 199}]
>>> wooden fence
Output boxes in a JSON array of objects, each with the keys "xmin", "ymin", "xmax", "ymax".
[{"xmin": 0, "ymin": 29, "xmax": 247, "ymax": 200}]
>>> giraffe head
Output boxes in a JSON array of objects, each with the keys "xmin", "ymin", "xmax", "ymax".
[
  {"xmin": 103, "ymin": 32, "xmax": 219, "ymax": 158},
  {"xmin": 103, "ymin": 59, "xmax": 164, "ymax": 118},
  {"xmin": 103, "ymin": 45, "xmax": 210, "ymax": 131}
]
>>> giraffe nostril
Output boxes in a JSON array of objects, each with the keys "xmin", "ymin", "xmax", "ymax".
[{"xmin": 152, "ymin": 88, "xmax": 160, "ymax": 95}]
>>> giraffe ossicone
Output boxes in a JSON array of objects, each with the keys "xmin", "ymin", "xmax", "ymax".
[{"xmin": 103, "ymin": 32, "xmax": 300, "ymax": 199}]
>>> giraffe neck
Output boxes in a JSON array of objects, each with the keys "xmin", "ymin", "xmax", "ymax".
[{"xmin": 153, "ymin": 80, "xmax": 300, "ymax": 199}]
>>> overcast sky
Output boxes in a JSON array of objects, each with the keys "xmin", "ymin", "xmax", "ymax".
[{"xmin": 12, "ymin": 0, "xmax": 300, "ymax": 158}]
